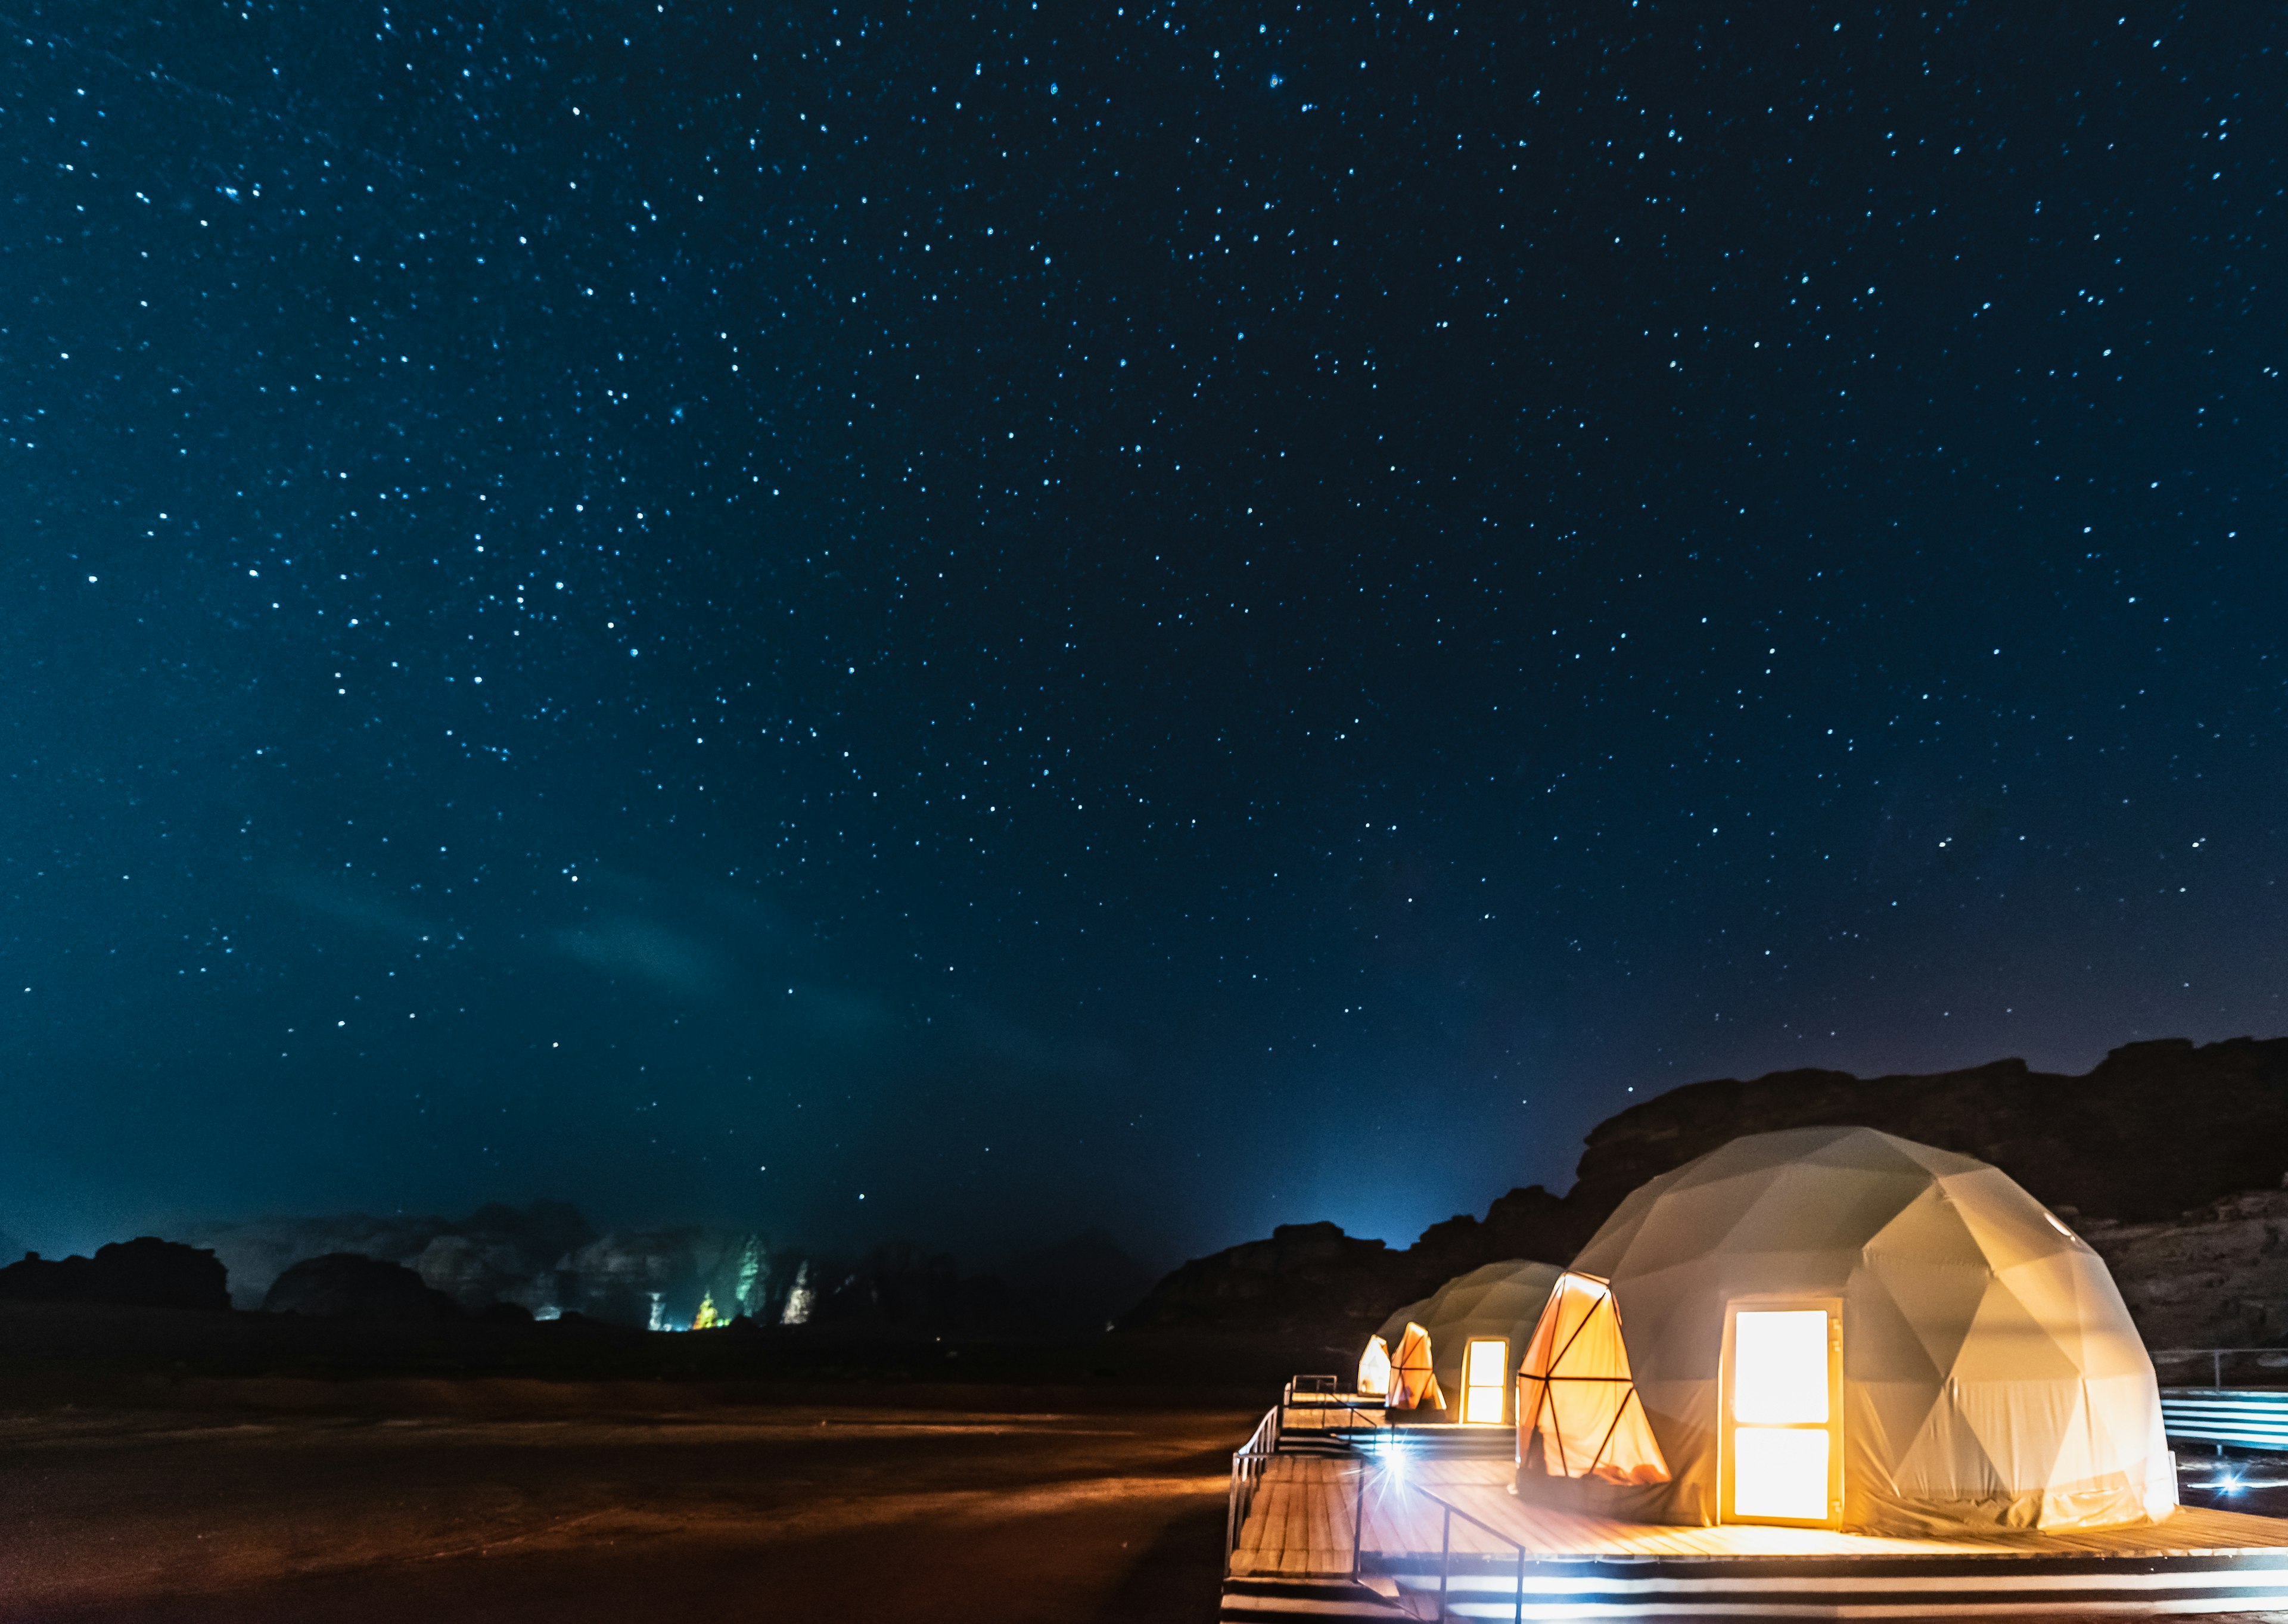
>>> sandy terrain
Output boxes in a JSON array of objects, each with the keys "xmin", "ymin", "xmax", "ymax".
[
  {"xmin": 13, "ymin": 1368, "xmax": 2286, "ymax": 1624},
  {"xmin": 0, "ymin": 1380, "xmax": 1250, "ymax": 1623}
]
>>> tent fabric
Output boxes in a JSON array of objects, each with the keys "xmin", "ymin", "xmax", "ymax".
[
  {"xmin": 1372, "ymin": 1259, "xmax": 1564, "ymax": 1413},
  {"xmin": 1517, "ymin": 1271, "xmax": 1671, "ymax": 1485},
  {"xmin": 1524, "ymin": 1125, "xmax": 2175, "ymax": 1534},
  {"xmin": 1386, "ymin": 1321, "xmax": 1445, "ymax": 1411},
  {"xmin": 1357, "ymin": 1334, "xmax": 1391, "ymax": 1398}
]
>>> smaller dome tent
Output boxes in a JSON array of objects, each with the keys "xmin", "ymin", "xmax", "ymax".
[
  {"xmin": 1519, "ymin": 1126, "xmax": 2175, "ymax": 1535},
  {"xmin": 1374, "ymin": 1259, "xmax": 1563, "ymax": 1421}
]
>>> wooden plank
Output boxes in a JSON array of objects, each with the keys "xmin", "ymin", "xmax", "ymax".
[
  {"xmin": 1261, "ymin": 1476, "xmax": 1286, "ymax": 1570},
  {"xmin": 1308, "ymin": 1459, "xmax": 1337, "ymax": 1567}
]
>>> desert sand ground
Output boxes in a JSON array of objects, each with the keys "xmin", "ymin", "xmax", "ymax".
[
  {"xmin": 0, "ymin": 1378, "xmax": 1249, "ymax": 1622},
  {"xmin": 10, "ymin": 1365, "xmax": 2288, "ymax": 1624}
]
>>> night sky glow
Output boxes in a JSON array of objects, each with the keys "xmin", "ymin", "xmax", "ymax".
[{"xmin": 4, "ymin": 5, "xmax": 2284, "ymax": 1264}]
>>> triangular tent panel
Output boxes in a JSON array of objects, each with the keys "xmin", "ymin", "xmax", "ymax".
[
  {"xmin": 1387, "ymin": 1321, "xmax": 1444, "ymax": 1411},
  {"xmin": 1357, "ymin": 1333, "xmax": 1391, "ymax": 1399},
  {"xmin": 1528, "ymin": 1125, "xmax": 2175, "ymax": 1535},
  {"xmin": 1517, "ymin": 1271, "xmax": 1671, "ymax": 1485}
]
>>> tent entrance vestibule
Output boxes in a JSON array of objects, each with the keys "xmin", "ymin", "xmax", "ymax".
[{"xmin": 1720, "ymin": 1297, "xmax": 1841, "ymax": 1528}]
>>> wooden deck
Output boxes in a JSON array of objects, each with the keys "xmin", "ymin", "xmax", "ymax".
[
  {"xmin": 1233, "ymin": 1454, "xmax": 2288, "ymax": 1575},
  {"xmin": 1228, "ymin": 1387, "xmax": 2288, "ymax": 1617}
]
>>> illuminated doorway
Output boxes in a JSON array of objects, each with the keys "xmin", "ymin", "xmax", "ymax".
[
  {"xmin": 1722, "ymin": 1302, "xmax": 1840, "ymax": 1526},
  {"xmin": 1461, "ymin": 1337, "xmax": 1508, "ymax": 1424}
]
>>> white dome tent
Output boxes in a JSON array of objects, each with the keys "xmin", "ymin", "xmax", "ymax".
[
  {"xmin": 1372, "ymin": 1258, "xmax": 1563, "ymax": 1423},
  {"xmin": 1512, "ymin": 1125, "xmax": 2177, "ymax": 1535}
]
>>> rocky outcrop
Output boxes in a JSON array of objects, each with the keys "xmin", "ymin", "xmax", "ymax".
[
  {"xmin": 1403, "ymin": 1185, "xmax": 1578, "ymax": 1289},
  {"xmin": 2082, "ymin": 1188, "xmax": 2288, "ymax": 1351},
  {"xmin": 188, "ymin": 1200, "xmax": 596, "ymax": 1311},
  {"xmin": 1125, "ymin": 1036, "xmax": 2288, "ymax": 1341},
  {"xmin": 263, "ymin": 1253, "xmax": 461, "ymax": 1319},
  {"xmin": 182, "ymin": 1200, "xmax": 1136, "ymax": 1336},
  {"xmin": 0, "ymin": 1238, "xmax": 229, "ymax": 1311},
  {"xmin": 1569, "ymin": 1038, "xmax": 2288, "ymax": 1225},
  {"xmin": 1122, "ymin": 1221, "xmax": 1421, "ymax": 1333},
  {"xmin": 1001, "ymin": 1227, "xmax": 1158, "ymax": 1333}
]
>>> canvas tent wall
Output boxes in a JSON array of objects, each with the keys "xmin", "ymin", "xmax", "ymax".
[
  {"xmin": 1357, "ymin": 1333, "xmax": 1391, "ymax": 1398},
  {"xmin": 1515, "ymin": 1125, "xmax": 2175, "ymax": 1535},
  {"xmin": 1373, "ymin": 1258, "xmax": 1563, "ymax": 1420},
  {"xmin": 1517, "ymin": 1270, "xmax": 1670, "ymax": 1485},
  {"xmin": 1387, "ymin": 1321, "xmax": 1443, "ymax": 1410}
]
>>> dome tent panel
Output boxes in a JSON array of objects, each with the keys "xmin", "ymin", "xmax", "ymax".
[
  {"xmin": 1708, "ymin": 1159, "xmax": 1932, "ymax": 1259},
  {"xmin": 1947, "ymin": 1273, "xmax": 2087, "ymax": 1385},
  {"xmin": 1840, "ymin": 1255, "xmax": 1957, "ymax": 1390},
  {"xmin": 1535, "ymin": 1125, "xmax": 2174, "ymax": 1536},
  {"xmin": 1948, "ymin": 1166, "xmax": 2093, "ymax": 1269},
  {"xmin": 1857, "ymin": 1208, "xmax": 1995, "ymax": 1380},
  {"xmin": 1887, "ymin": 1393, "xmax": 2006, "ymax": 1503}
]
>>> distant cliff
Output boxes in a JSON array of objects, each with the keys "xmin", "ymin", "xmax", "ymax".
[
  {"xmin": 1568, "ymin": 1037, "xmax": 2288, "ymax": 1225},
  {"xmin": 1121, "ymin": 1036, "xmax": 2288, "ymax": 1339},
  {"xmin": 2084, "ymin": 1189, "xmax": 2288, "ymax": 1351},
  {"xmin": 0, "ymin": 1238, "xmax": 229, "ymax": 1312}
]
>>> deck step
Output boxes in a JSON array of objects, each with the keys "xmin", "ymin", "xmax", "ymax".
[
  {"xmin": 1220, "ymin": 1576, "xmax": 1418, "ymax": 1620},
  {"xmin": 1277, "ymin": 1436, "xmax": 1355, "ymax": 1456}
]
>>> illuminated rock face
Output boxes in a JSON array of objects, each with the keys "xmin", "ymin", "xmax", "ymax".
[
  {"xmin": 781, "ymin": 1262, "xmax": 814, "ymax": 1325},
  {"xmin": 556, "ymin": 1229, "xmax": 784, "ymax": 1330}
]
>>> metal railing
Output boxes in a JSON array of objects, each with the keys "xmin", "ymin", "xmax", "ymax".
[
  {"xmin": 1280, "ymin": 1373, "xmax": 1391, "ymax": 1438},
  {"xmin": 2162, "ymin": 1389, "xmax": 2288, "ymax": 1451},
  {"xmin": 1226, "ymin": 1395, "xmax": 1376, "ymax": 1577},
  {"xmin": 1226, "ymin": 1403, "xmax": 1283, "ymax": 1563},
  {"xmin": 1391, "ymin": 1477, "xmax": 1534, "ymax": 1624},
  {"xmin": 2153, "ymin": 1347, "xmax": 2288, "ymax": 1389}
]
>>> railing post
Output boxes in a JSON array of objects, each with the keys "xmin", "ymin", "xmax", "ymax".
[
  {"xmin": 2216, "ymin": 1349, "xmax": 2224, "ymax": 1389},
  {"xmin": 1226, "ymin": 1451, "xmax": 1240, "ymax": 1567},
  {"xmin": 1351, "ymin": 1458, "xmax": 1364, "ymax": 1575},
  {"xmin": 1514, "ymin": 1544, "xmax": 1525, "ymax": 1624},
  {"xmin": 1439, "ymin": 1504, "xmax": 1452, "ymax": 1622}
]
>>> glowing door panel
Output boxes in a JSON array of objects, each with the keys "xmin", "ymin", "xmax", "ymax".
[
  {"xmin": 1723, "ymin": 1303, "xmax": 1840, "ymax": 1526},
  {"xmin": 1462, "ymin": 1337, "xmax": 1508, "ymax": 1425}
]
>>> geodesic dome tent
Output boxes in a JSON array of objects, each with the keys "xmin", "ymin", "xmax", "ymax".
[
  {"xmin": 1515, "ymin": 1125, "xmax": 2176, "ymax": 1535},
  {"xmin": 1372, "ymin": 1259, "xmax": 1563, "ymax": 1421}
]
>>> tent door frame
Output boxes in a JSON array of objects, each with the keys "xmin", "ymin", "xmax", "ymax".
[
  {"xmin": 1460, "ymin": 1336, "xmax": 1509, "ymax": 1426},
  {"xmin": 1717, "ymin": 1295, "xmax": 1842, "ymax": 1529}
]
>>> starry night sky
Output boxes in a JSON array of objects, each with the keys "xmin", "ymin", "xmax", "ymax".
[{"xmin": 4, "ymin": 2, "xmax": 2284, "ymax": 1265}]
